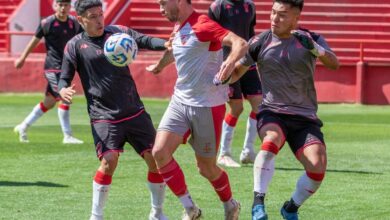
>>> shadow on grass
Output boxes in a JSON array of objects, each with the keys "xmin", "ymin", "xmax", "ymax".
[
  {"xmin": 276, "ymin": 167, "xmax": 383, "ymax": 175},
  {"xmin": 238, "ymin": 165, "xmax": 383, "ymax": 174},
  {"xmin": 0, "ymin": 181, "xmax": 68, "ymax": 187}
]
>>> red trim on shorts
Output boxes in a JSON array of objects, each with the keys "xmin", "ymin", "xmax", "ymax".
[
  {"xmin": 58, "ymin": 104, "xmax": 69, "ymax": 110},
  {"xmin": 44, "ymin": 69, "xmax": 62, "ymax": 73},
  {"xmin": 212, "ymin": 104, "xmax": 226, "ymax": 150},
  {"xmin": 182, "ymin": 129, "xmax": 191, "ymax": 144},
  {"xmin": 39, "ymin": 102, "xmax": 49, "ymax": 113},
  {"xmin": 306, "ymin": 171, "xmax": 325, "ymax": 181},
  {"xmin": 244, "ymin": 93, "xmax": 262, "ymax": 99},
  {"xmin": 261, "ymin": 141, "xmax": 280, "ymax": 155},
  {"xmin": 224, "ymin": 113, "xmax": 238, "ymax": 127},
  {"xmin": 248, "ymin": 65, "xmax": 257, "ymax": 71},
  {"xmin": 294, "ymin": 141, "xmax": 325, "ymax": 160},
  {"xmin": 249, "ymin": 111, "xmax": 257, "ymax": 120},
  {"xmin": 92, "ymin": 109, "xmax": 145, "ymax": 124},
  {"xmin": 97, "ymin": 149, "xmax": 123, "ymax": 160},
  {"xmin": 94, "ymin": 170, "xmax": 112, "ymax": 185},
  {"xmin": 148, "ymin": 171, "xmax": 164, "ymax": 183}
]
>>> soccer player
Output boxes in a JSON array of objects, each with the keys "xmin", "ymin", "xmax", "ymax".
[
  {"xmin": 58, "ymin": 1, "xmax": 169, "ymax": 219},
  {"xmin": 146, "ymin": 0, "xmax": 248, "ymax": 219},
  {"xmin": 230, "ymin": 0, "xmax": 339, "ymax": 219},
  {"xmin": 209, "ymin": 0, "xmax": 262, "ymax": 167},
  {"xmin": 14, "ymin": 0, "xmax": 83, "ymax": 144}
]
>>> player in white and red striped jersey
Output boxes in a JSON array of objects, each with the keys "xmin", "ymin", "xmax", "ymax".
[{"xmin": 146, "ymin": 0, "xmax": 248, "ymax": 218}]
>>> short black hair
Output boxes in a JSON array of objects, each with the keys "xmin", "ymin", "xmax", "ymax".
[
  {"xmin": 74, "ymin": 0, "xmax": 103, "ymax": 15},
  {"xmin": 274, "ymin": 0, "xmax": 304, "ymax": 11},
  {"xmin": 56, "ymin": 0, "xmax": 71, "ymax": 3}
]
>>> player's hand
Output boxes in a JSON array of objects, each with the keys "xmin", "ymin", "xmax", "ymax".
[
  {"xmin": 291, "ymin": 29, "xmax": 325, "ymax": 57},
  {"xmin": 14, "ymin": 58, "xmax": 25, "ymax": 69},
  {"xmin": 59, "ymin": 84, "xmax": 76, "ymax": 103},
  {"xmin": 213, "ymin": 61, "xmax": 234, "ymax": 86},
  {"xmin": 146, "ymin": 64, "xmax": 162, "ymax": 75}
]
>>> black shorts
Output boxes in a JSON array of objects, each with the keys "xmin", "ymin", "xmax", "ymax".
[
  {"xmin": 229, "ymin": 65, "xmax": 262, "ymax": 99},
  {"xmin": 257, "ymin": 110, "xmax": 325, "ymax": 155},
  {"xmin": 91, "ymin": 111, "xmax": 156, "ymax": 159},
  {"xmin": 44, "ymin": 71, "xmax": 61, "ymax": 98}
]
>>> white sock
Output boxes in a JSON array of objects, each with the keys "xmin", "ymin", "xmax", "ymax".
[
  {"xmin": 254, "ymin": 150, "xmax": 275, "ymax": 194},
  {"xmin": 220, "ymin": 120, "xmax": 235, "ymax": 156},
  {"xmin": 147, "ymin": 181, "xmax": 166, "ymax": 209},
  {"xmin": 243, "ymin": 115, "xmax": 257, "ymax": 153},
  {"xmin": 291, "ymin": 172, "xmax": 322, "ymax": 206},
  {"xmin": 21, "ymin": 103, "xmax": 45, "ymax": 129},
  {"xmin": 58, "ymin": 104, "xmax": 72, "ymax": 136},
  {"xmin": 179, "ymin": 192, "xmax": 195, "ymax": 209},
  {"xmin": 91, "ymin": 181, "xmax": 111, "ymax": 217}
]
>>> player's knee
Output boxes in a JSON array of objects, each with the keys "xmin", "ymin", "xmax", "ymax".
[
  {"xmin": 197, "ymin": 163, "xmax": 219, "ymax": 180},
  {"xmin": 151, "ymin": 147, "xmax": 169, "ymax": 164}
]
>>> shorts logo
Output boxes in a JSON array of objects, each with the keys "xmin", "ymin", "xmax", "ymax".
[
  {"xmin": 203, "ymin": 143, "xmax": 212, "ymax": 153},
  {"xmin": 96, "ymin": 141, "xmax": 103, "ymax": 155}
]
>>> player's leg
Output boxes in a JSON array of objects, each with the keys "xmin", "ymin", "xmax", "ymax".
[
  {"xmin": 239, "ymin": 67, "xmax": 262, "ymax": 164},
  {"xmin": 126, "ymin": 111, "xmax": 167, "ymax": 220},
  {"xmin": 218, "ymin": 81, "xmax": 243, "ymax": 168},
  {"xmin": 152, "ymin": 99, "xmax": 198, "ymax": 219},
  {"xmin": 89, "ymin": 121, "xmax": 124, "ymax": 220},
  {"xmin": 48, "ymin": 71, "xmax": 83, "ymax": 144},
  {"xmin": 14, "ymin": 84, "xmax": 56, "ymax": 143},
  {"xmin": 252, "ymin": 111, "xmax": 286, "ymax": 220},
  {"xmin": 191, "ymin": 104, "xmax": 240, "ymax": 220},
  {"xmin": 281, "ymin": 120, "xmax": 326, "ymax": 220}
]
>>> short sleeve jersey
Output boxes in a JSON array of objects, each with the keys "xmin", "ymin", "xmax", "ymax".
[
  {"xmin": 60, "ymin": 25, "xmax": 166, "ymax": 121},
  {"xmin": 241, "ymin": 29, "xmax": 333, "ymax": 119},
  {"xmin": 208, "ymin": 0, "xmax": 256, "ymax": 59},
  {"xmin": 172, "ymin": 12, "xmax": 230, "ymax": 107},
  {"xmin": 35, "ymin": 15, "xmax": 81, "ymax": 71}
]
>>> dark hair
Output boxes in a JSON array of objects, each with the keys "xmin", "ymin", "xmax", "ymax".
[
  {"xmin": 56, "ymin": 0, "xmax": 71, "ymax": 2},
  {"xmin": 74, "ymin": 0, "xmax": 103, "ymax": 15},
  {"xmin": 187, "ymin": 0, "xmax": 191, "ymax": 4},
  {"xmin": 274, "ymin": 0, "xmax": 304, "ymax": 11}
]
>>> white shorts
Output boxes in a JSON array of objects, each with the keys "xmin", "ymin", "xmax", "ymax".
[{"xmin": 158, "ymin": 97, "xmax": 226, "ymax": 157}]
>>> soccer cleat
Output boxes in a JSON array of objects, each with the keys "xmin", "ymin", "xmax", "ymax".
[
  {"xmin": 224, "ymin": 199, "xmax": 241, "ymax": 220},
  {"xmin": 239, "ymin": 150, "xmax": 256, "ymax": 164},
  {"xmin": 14, "ymin": 124, "xmax": 29, "ymax": 143},
  {"xmin": 149, "ymin": 208, "xmax": 168, "ymax": 220},
  {"xmin": 252, "ymin": 204, "xmax": 268, "ymax": 220},
  {"xmin": 89, "ymin": 214, "xmax": 103, "ymax": 220},
  {"xmin": 63, "ymin": 135, "xmax": 84, "ymax": 144},
  {"xmin": 217, "ymin": 155, "xmax": 241, "ymax": 168},
  {"xmin": 182, "ymin": 205, "xmax": 202, "ymax": 220},
  {"xmin": 280, "ymin": 202, "xmax": 299, "ymax": 220}
]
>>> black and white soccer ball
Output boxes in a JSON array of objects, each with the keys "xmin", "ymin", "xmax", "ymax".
[{"xmin": 104, "ymin": 33, "xmax": 138, "ymax": 67}]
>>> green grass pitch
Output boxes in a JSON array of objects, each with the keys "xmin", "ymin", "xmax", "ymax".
[{"xmin": 1, "ymin": 94, "xmax": 390, "ymax": 219}]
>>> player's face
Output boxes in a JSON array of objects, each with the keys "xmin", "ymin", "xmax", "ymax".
[
  {"xmin": 270, "ymin": 2, "xmax": 300, "ymax": 38},
  {"xmin": 54, "ymin": 2, "xmax": 71, "ymax": 20},
  {"xmin": 78, "ymin": 6, "xmax": 104, "ymax": 37},
  {"xmin": 158, "ymin": 0, "xmax": 179, "ymax": 22}
]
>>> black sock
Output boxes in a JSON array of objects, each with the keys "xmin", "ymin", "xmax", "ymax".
[
  {"xmin": 284, "ymin": 198, "xmax": 300, "ymax": 213},
  {"xmin": 253, "ymin": 191, "xmax": 265, "ymax": 207}
]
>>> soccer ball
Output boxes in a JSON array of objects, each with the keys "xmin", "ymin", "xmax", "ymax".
[{"xmin": 104, "ymin": 33, "xmax": 138, "ymax": 67}]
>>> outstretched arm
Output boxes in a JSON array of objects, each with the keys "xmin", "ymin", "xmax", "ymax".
[
  {"xmin": 214, "ymin": 32, "xmax": 248, "ymax": 84},
  {"xmin": 145, "ymin": 49, "xmax": 175, "ymax": 74},
  {"xmin": 14, "ymin": 37, "xmax": 41, "ymax": 69}
]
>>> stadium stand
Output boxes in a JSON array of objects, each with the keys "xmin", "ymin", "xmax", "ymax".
[{"xmin": 0, "ymin": 0, "xmax": 390, "ymax": 104}]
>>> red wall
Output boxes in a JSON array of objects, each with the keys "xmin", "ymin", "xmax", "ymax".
[{"xmin": 1, "ymin": 53, "xmax": 389, "ymax": 105}]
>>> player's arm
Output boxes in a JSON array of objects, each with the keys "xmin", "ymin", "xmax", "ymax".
[
  {"xmin": 145, "ymin": 49, "xmax": 175, "ymax": 75},
  {"xmin": 292, "ymin": 30, "xmax": 339, "ymax": 70},
  {"xmin": 14, "ymin": 37, "xmax": 41, "ymax": 69},
  {"xmin": 58, "ymin": 42, "xmax": 77, "ymax": 103},
  {"xmin": 230, "ymin": 62, "xmax": 250, "ymax": 83},
  {"xmin": 214, "ymin": 32, "xmax": 248, "ymax": 83},
  {"xmin": 128, "ymin": 29, "xmax": 166, "ymax": 51}
]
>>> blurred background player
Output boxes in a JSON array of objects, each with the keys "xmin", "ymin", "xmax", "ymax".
[
  {"xmin": 209, "ymin": 0, "xmax": 262, "ymax": 168},
  {"xmin": 59, "ymin": 1, "xmax": 169, "ymax": 219},
  {"xmin": 13, "ymin": 0, "xmax": 83, "ymax": 144},
  {"xmin": 230, "ymin": 0, "xmax": 339, "ymax": 219},
  {"xmin": 147, "ymin": 0, "xmax": 248, "ymax": 218}
]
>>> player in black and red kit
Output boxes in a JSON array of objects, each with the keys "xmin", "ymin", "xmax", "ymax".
[
  {"xmin": 14, "ymin": 0, "xmax": 84, "ymax": 144},
  {"xmin": 58, "ymin": 1, "xmax": 169, "ymax": 220},
  {"xmin": 209, "ymin": 0, "xmax": 262, "ymax": 167}
]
